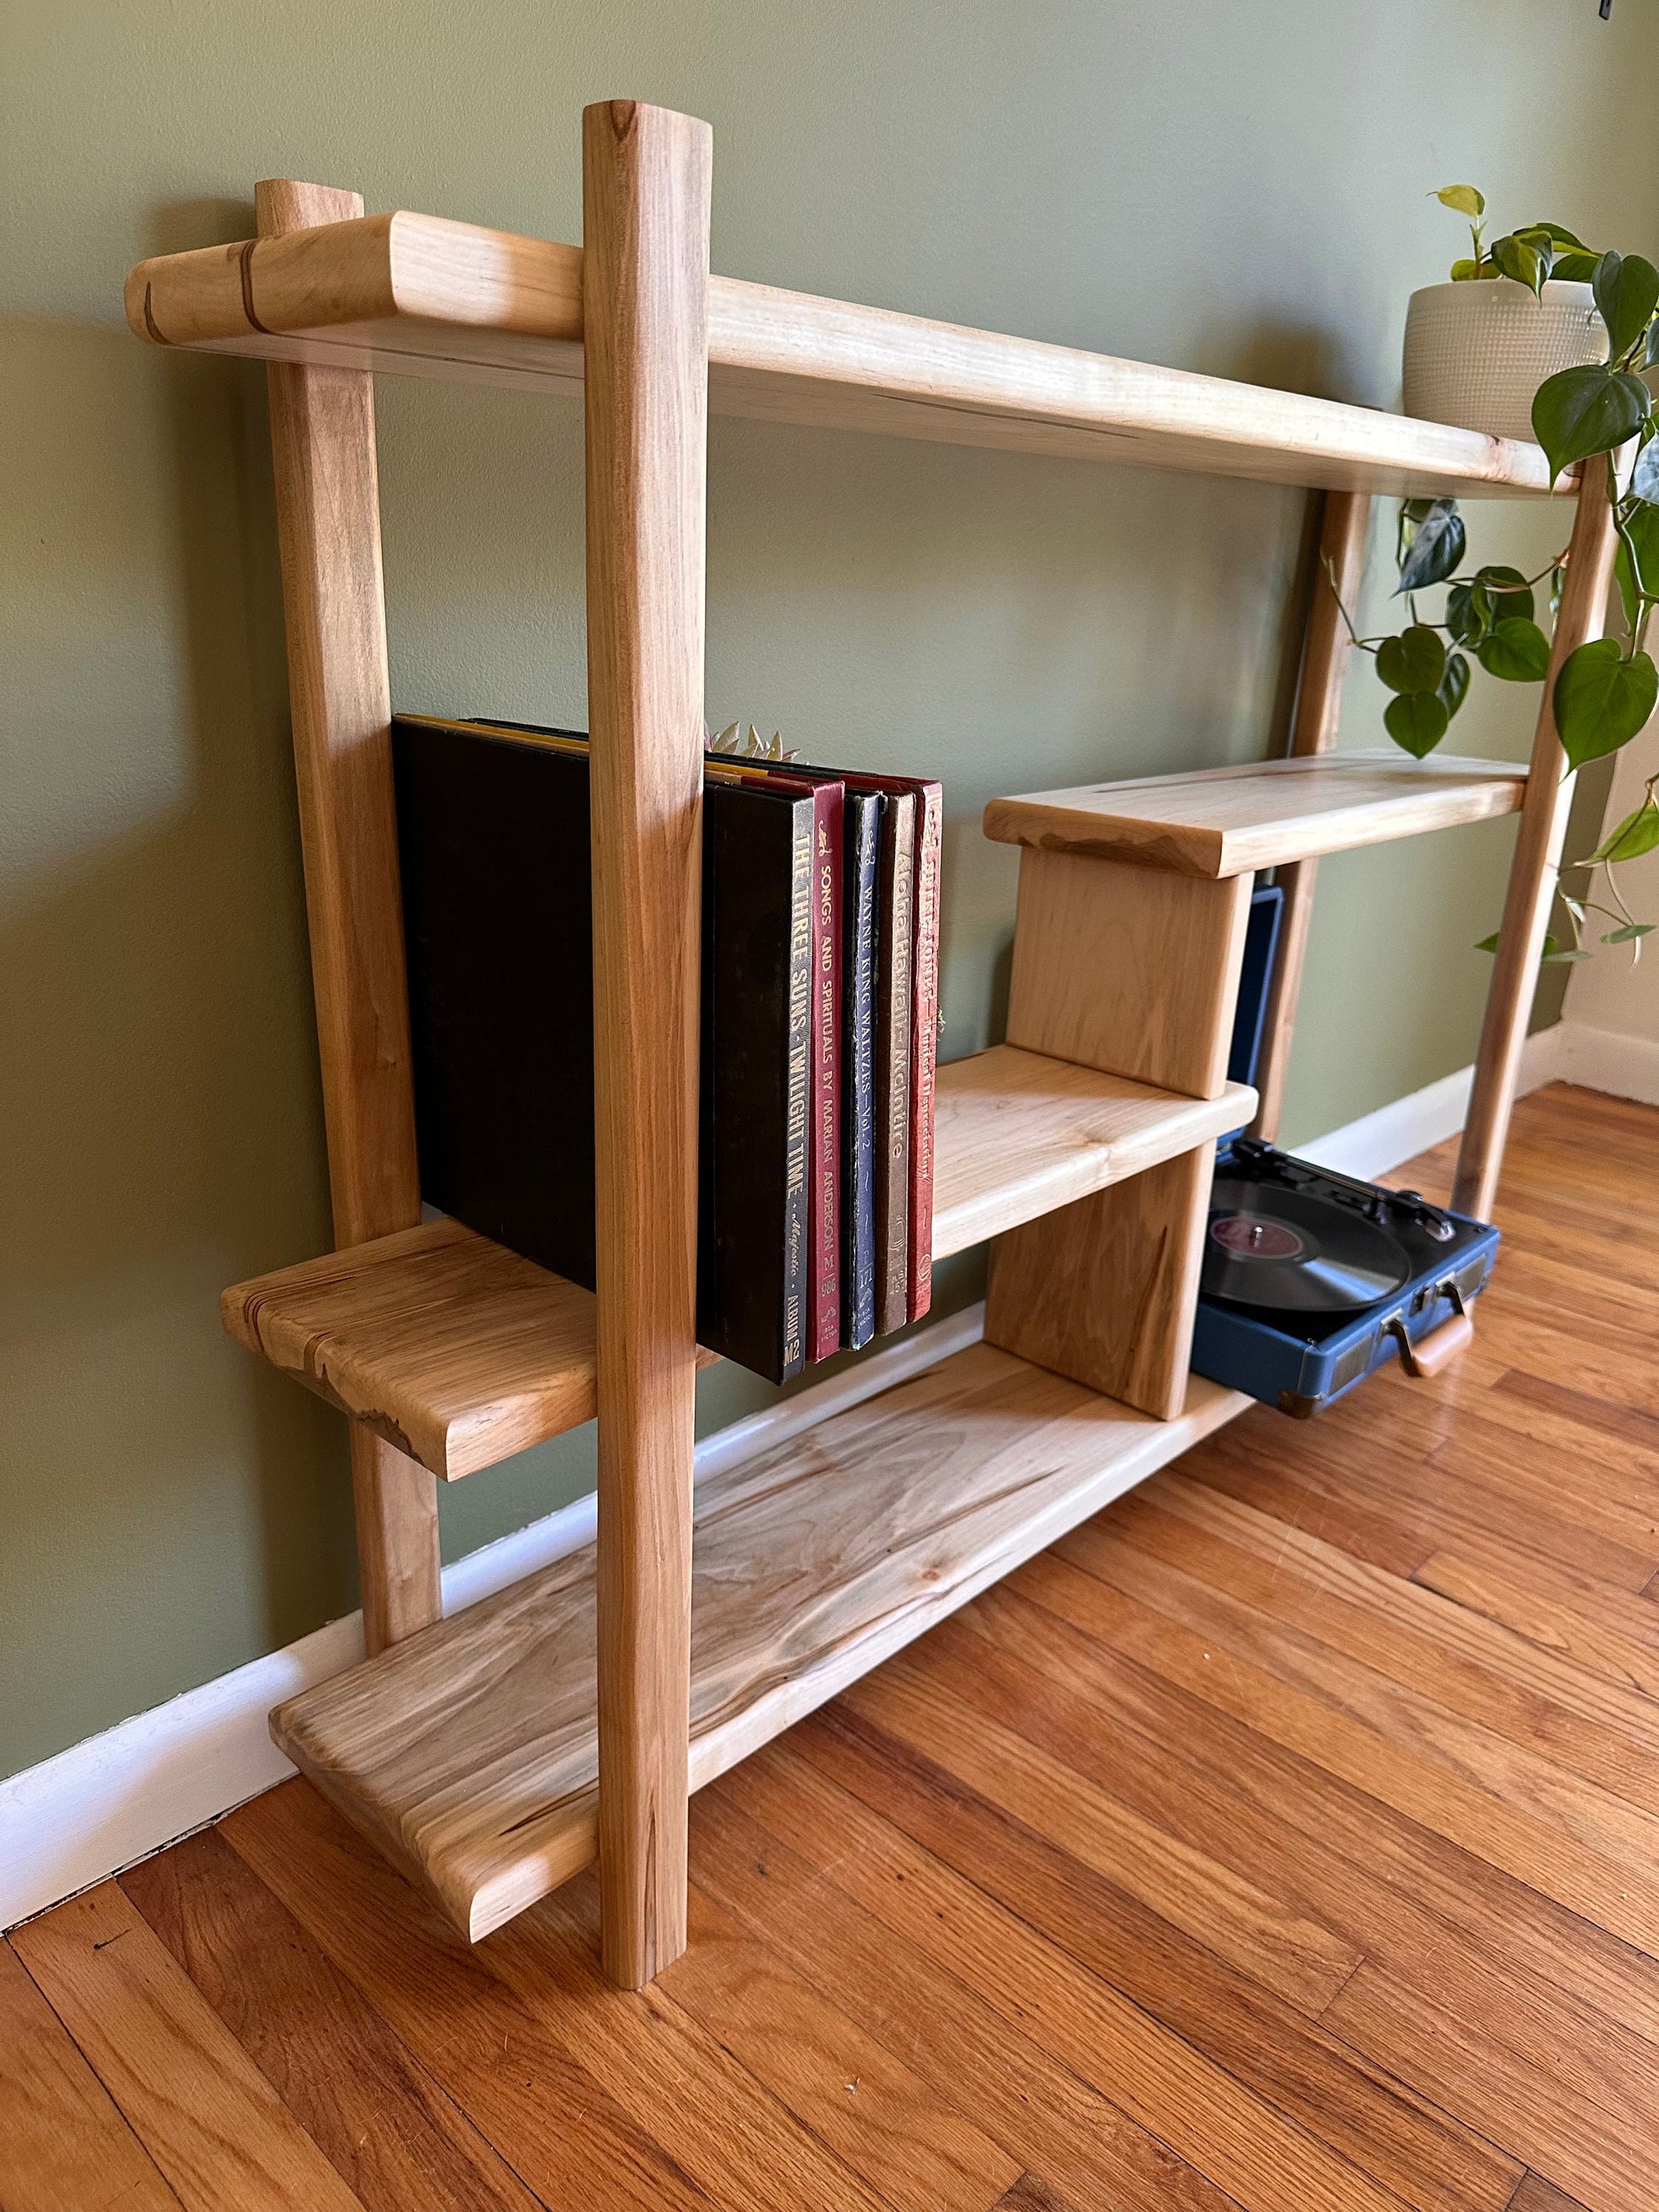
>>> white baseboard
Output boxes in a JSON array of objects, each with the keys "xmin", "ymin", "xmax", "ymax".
[
  {"xmin": 1549, "ymin": 1019, "xmax": 1659, "ymax": 1106},
  {"xmin": 0, "ymin": 1019, "xmax": 1606, "ymax": 1932},
  {"xmin": 1293, "ymin": 1025, "xmax": 1562, "ymax": 1181}
]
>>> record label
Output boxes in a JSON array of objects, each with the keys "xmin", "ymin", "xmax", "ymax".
[{"xmin": 1211, "ymin": 1214, "xmax": 1304, "ymax": 1261}]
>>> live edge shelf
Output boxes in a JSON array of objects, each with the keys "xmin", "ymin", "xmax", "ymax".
[
  {"xmin": 129, "ymin": 97, "xmax": 1617, "ymax": 1989},
  {"xmin": 223, "ymin": 1046, "xmax": 1254, "ymax": 1481},
  {"xmin": 274, "ymin": 1344, "xmax": 1246, "ymax": 1943}
]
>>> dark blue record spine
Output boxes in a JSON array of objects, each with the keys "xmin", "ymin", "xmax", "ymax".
[{"xmin": 841, "ymin": 790, "xmax": 882, "ymax": 1349}]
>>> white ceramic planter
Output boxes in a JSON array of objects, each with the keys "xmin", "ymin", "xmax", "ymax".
[{"xmin": 1402, "ymin": 278, "xmax": 1605, "ymax": 442}]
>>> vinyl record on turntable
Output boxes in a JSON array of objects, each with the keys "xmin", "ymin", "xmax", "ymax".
[{"xmin": 1203, "ymin": 1178, "xmax": 1411, "ymax": 1313}]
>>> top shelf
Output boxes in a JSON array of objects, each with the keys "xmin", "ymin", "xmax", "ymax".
[
  {"xmin": 126, "ymin": 210, "xmax": 1563, "ymax": 500},
  {"xmin": 985, "ymin": 749, "xmax": 1529, "ymax": 877}
]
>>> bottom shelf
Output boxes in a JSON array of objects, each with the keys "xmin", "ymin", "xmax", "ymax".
[{"xmin": 273, "ymin": 1341, "xmax": 1248, "ymax": 1941}]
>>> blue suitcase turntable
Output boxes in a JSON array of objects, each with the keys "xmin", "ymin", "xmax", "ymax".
[{"xmin": 1190, "ymin": 887, "xmax": 1500, "ymax": 1418}]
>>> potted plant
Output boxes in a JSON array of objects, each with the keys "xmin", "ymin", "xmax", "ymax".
[
  {"xmin": 1338, "ymin": 236, "xmax": 1659, "ymax": 957},
  {"xmin": 1402, "ymin": 188, "xmax": 1608, "ymax": 440}
]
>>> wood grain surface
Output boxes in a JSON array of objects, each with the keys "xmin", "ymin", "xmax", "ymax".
[
  {"xmin": 269, "ymin": 1345, "xmax": 1245, "ymax": 1942},
  {"xmin": 985, "ymin": 749, "xmax": 1528, "ymax": 878},
  {"xmin": 257, "ymin": 176, "xmax": 439, "ymax": 1654},
  {"xmin": 1454, "ymin": 453, "xmax": 1621, "ymax": 1220},
  {"xmin": 581, "ymin": 98, "xmax": 712, "ymax": 1986},
  {"xmin": 9, "ymin": 1883, "xmax": 363, "ymax": 2210},
  {"xmin": 12, "ymin": 1083, "xmax": 1659, "ymax": 2212},
  {"xmin": 985, "ymin": 1141, "xmax": 1216, "ymax": 1418},
  {"xmin": 931, "ymin": 1047, "xmax": 1251, "ymax": 1257},
  {"xmin": 1003, "ymin": 852, "xmax": 1252, "ymax": 1097},
  {"xmin": 0, "ymin": 1940, "xmax": 182, "ymax": 2212},
  {"xmin": 124, "ymin": 208, "xmax": 1567, "ymax": 499},
  {"xmin": 223, "ymin": 1217, "xmax": 610, "ymax": 1479},
  {"xmin": 220, "ymin": 1052, "xmax": 1251, "ymax": 1480},
  {"xmin": 1249, "ymin": 486, "xmax": 1372, "ymax": 1141}
]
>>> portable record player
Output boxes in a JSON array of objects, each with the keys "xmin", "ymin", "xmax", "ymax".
[{"xmin": 1189, "ymin": 886, "xmax": 1500, "ymax": 1418}]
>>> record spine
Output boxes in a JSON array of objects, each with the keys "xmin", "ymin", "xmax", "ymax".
[
  {"xmin": 841, "ymin": 791, "xmax": 882, "ymax": 1349},
  {"xmin": 780, "ymin": 798, "xmax": 813, "ymax": 1378},
  {"xmin": 873, "ymin": 791, "xmax": 915, "ymax": 1337},
  {"xmin": 905, "ymin": 780, "xmax": 943, "ymax": 1324},
  {"xmin": 806, "ymin": 783, "xmax": 843, "ymax": 1362}
]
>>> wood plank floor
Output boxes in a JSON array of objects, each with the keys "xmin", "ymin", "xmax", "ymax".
[{"xmin": 6, "ymin": 1079, "xmax": 1656, "ymax": 2212}]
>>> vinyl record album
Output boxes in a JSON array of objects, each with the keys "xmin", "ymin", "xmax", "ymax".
[{"xmin": 1203, "ymin": 1178, "xmax": 1412, "ymax": 1313}]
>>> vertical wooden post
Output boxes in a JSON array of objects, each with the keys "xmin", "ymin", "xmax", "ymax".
[
  {"xmin": 1248, "ymin": 488, "xmax": 1371, "ymax": 1141},
  {"xmin": 1454, "ymin": 455, "xmax": 1621, "ymax": 1220},
  {"xmin": 257, "ymin": 180, "xmax": 442, "ymax": 1655},
  {"xmin": 582, "ymin": 101, "xmax": 710, "ymax": 1989}
]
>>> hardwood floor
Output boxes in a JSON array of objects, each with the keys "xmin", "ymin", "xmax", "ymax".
[{"xmin": 5, "ymin": 1080, "xmax": 1656, "ymax": 2212}]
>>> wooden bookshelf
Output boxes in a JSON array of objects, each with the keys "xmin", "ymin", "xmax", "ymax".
[
  {"xmin": 125, "ymin": 212, "xmax": 1566, "ymax": 501},
  {"xmin": 272, "ymin": 1341, "xmax": 1247, "ymax": 1942},
  {"xmin": 984, "ymin": 750, "xmax": 1529, "ymax": 878},
  {"xmin": 222, "ymin": 1046, "xmax": 1256, "ymax": 1480},
  {"xmin": 130, "ymin": 98, "xmax": 1621, "ymax": 1985}
]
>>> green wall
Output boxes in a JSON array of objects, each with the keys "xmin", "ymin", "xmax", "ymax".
[{"xmin": 4, "ymin": 1, "xmax": 1654, "ymax": 1780}]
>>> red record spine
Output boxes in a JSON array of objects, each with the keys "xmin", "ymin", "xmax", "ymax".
[
  {"xmin": 807, "ymin": 783, "xmax": 843, "ymax": 1360},
  {"xmin": 904, "ymin": 782, "xmax": 942, "ymax": 1322}
]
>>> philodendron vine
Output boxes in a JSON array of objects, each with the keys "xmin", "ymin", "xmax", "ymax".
[{"xmin": 1334, "ymin": 188, "xmax": 1659, "ymax": 961}]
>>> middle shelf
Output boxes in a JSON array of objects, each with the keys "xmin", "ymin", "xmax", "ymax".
[{"xmin": 223, "ymin": 1043, "xmax": 1254, "ymax": 1479}]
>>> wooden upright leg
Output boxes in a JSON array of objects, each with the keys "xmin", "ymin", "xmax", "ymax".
[
  {"xmin": 1248, "ymin": 487, "xmax": 1371, "ymax": 1141},
  {"xmin": 582, "ymin": 101, "xmax": 710, "ymax": 1989},
  {"xmin": 1454, "ymin": 455, "xmax": 1621, "ymax": 1220},
  {"xmin": 257, "ymin": 179, "xmax": 441, "ymax": 1655}
]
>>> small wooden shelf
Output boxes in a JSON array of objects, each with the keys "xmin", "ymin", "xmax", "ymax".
[
  {"xmin": 272, "ymin": 1339, "xmax": 1248, "ymax": 1941},
  {"xmin": 985, "ymin": 749, "xmax": 1529, "ymax": 878},
  {"xmin": 126, "ymin": 211, "xmax": 1564, "ymax": 500},
  {"xmin": 223, "ymin": 1044, "xmax": 1254, "ymax": 1480}
]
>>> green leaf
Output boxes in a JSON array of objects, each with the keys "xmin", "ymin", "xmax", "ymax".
[
  {"xmin": 1649, "ymin": 321, "xmax": 1659, "ymax": 371},
  {"xmin": 1377, "ymin": 625, "xmax": 1447, "ymax": 695},
  {"xmin": 1553, "ymin": 640, "xmax": 1659, "ymax": 769},
  {"xmin": 1587, "ymin": 799, "xmax": 1659, "ymax": 865},
  {"xmin": 1593, "ymin": 251, "xmax": 1659, "ymax": 361},
  {"xmin": 1471, "ymin": 564, "xmax": 1535, "ymax": 629},
  {"xmin": 1476, "ymin": 616, "xmax": 1551, "ymax": 682},
  {"xmin": 1543, "ymin": 946, "xmax": 1594, "ymax": 963},
  {"xmin": 1603, "ymin": 923, "xmax": 1655, "ymax": 944},
  {"xmin": 1552, "ymin": 251, "xmax": 1602, "ymax": 285},
  {"xmin": 1531, "ymin": 364, "xmax": 1652, "ymax": 483},
  {"xmin": 1630, "ymin": 435, "xmax": 1659, "ymax": 505},
  {"xmin": 1439, "ymin": 651, "xmax": 1471, "ymax": 721},
  {"xmin": 1450, "ymin": 258, "xmax": 1482, "ymax": 283},
  {"xmin": 1396, "ymin": 500, "xmax": 1465, "ymax": 594},
  {"xmin": 1476, "ymin": 931, "xmax": 1565, "ymax": 958},
  {"xmin": 1493, "ymin": 234, "xmax": 1545, "ymax": 298},
  {"xmin": 1436, "ymin": 184, "xmax": 1485, "ymax": 219},
  {"xmin": 1525, "ymin": 221, "xmax": 1591, "ymax": 253},
  {"xmin": 1446, "ymin": 583, "xmax": 1486, "ymax": 645},
  {"xmin": 1615, "ymin": 503, "xmax": 1659, "ymax": 633},
  {"xmin": 1384, "ymin": 690, "xmax": 1449, "ymax": 758}
]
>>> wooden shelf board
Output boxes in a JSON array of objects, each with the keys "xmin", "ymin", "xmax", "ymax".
[
  {"xmin": 984, "ymin": 749, "xmax": 1529, "ymax": 878},
  {"xmin": 271, "ymin": 1339, "xmax": 1249, "ymax": 1941},
  {"xmin": 127, "ymin": 212, "xmax": 1562, "ymax": 500},
  {"xmin": 222, "ymin": 1218, "xmax": 611, "ymax": 1481},
  {"xmin": 932, "ymin": 1045, "xmax": 1251, "ymax": 1256},
  {"xmin": 223, "ymin": 1046, "xmax": 1249, "ymax": 1480}
]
